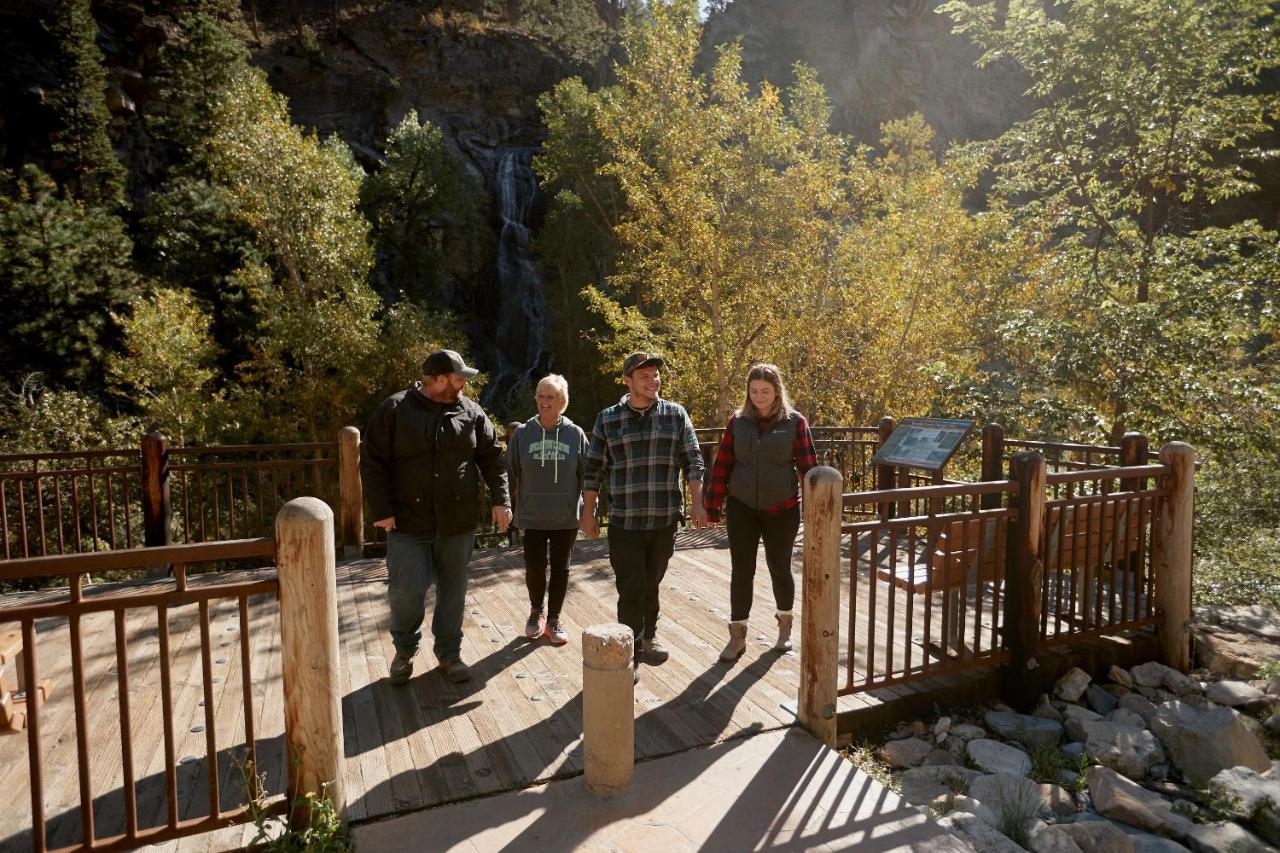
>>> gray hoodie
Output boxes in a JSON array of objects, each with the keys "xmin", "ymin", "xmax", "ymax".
[{"xmin": 506, "ymin": 415, "xmax": 588, "ymax": 530}]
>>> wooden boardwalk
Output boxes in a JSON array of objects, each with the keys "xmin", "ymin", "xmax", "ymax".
[{"xmin": 0, "ymin": 527, "xmax": 1010, "ymax": 852}]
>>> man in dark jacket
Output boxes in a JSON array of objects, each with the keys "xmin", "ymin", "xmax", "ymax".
[{"xmin": 361, "ymin": 350, "xmax": 512, "ymax": 685}]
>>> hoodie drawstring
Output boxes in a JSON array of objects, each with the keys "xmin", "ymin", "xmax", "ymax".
[{"xmin": 540, "ymin": 423, "xmax": 562, "ymax": 484}]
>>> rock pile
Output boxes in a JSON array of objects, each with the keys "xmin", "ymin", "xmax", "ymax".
[{"xmin": 876, "ymin": 663, "xmax": 1280, "ymax": 852}]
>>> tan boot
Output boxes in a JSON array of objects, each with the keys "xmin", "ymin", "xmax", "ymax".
[
  {"xmin": 719, "ymin": 620, "xmax": 748, "ymax": 662},
  {"xmin": 775, "ymin": 611, "xmax": 793, "ymax": 651}
]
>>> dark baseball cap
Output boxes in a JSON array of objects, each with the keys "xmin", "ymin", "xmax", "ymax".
[
  {"xmin": 622, "ymin": 351, "xmax": 665, "ymax": 376},
  {"xmin": 422, "ymin": 349, "xmax": 479, "ymax": 378}
]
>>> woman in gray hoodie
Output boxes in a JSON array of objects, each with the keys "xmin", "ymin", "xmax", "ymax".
[{"xmin": 506, "ymin": 374, "xmax": 588, "ymax": 645}]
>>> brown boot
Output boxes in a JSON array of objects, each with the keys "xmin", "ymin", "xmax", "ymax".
[
  {"xmin": 719, "ymin": 620, "xmax": 748, "ymax": 662},
  {"xmin": 775, "ymin": 611, "xmax": 794, "ymax": 651}
]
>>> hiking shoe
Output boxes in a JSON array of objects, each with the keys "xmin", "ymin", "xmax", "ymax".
[
  {"xmin": 389, "ymin": 649, "xmax": 415, "ymax": 685},
  {"xmin": 441, "ymin": 658, "xmax": 472, "ymax": 683},
  {"xmin": 641, "ymin": 637, "xmax": 669, "ymax": 665},
  {"xmin": 525, "ymin": 606, "xmax": 546, "ymax": 640},
  {"xmin": 546, "ymin": 619, "xmax": 569, "ymax": 646}
]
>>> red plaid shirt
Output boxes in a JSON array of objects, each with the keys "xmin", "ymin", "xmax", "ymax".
[{"xmin": 705, "ymin": 413, "xmax": 817, "ymax": 522}]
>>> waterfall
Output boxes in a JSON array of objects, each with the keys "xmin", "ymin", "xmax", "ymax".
[{"xmin": 482, "ymin": 148, "xmax": 548, "ymax": 410}]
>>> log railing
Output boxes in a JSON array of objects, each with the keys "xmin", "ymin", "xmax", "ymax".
[
  {"xmin": 797, "ymin": 442, "xmax": 1195, "ymax": 744},
  {"xmin": 0, "ymin": 499, "xmax": 343, "ymax": 852}
]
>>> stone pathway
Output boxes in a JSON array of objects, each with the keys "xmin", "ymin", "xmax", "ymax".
[{"xmin": 353, "ymin": 728, "xmax": 969, "ymax": 852}]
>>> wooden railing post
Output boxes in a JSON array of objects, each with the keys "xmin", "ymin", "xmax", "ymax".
[
  {"xmin": 1156, "ymin": 443, "xmax": 1194, "ymax": 672},
  {"xmin": 1003, "ymin": 451, "xmax": 1045, "ymax": 709},
  {"xmin": 141, "ymin": 433, "xmax": 171, "ymax": 548},
  {"xmin": 338, "ymin": 427, "xmax": 363, "ymax": 560},
  {"xmin": 876, "ymin": 416, "xmax": 895, "ymax": 521},
  {"xmin": 276, "ymin": 497, "xmax": 345, "ymax": 826},
  {"xmin": 800, "ymin": 466, "xmax": 842, "ymax": 747},
  {"xmin": 981, "ymin": 423, "xmax": 1005, "ymax": 509}
]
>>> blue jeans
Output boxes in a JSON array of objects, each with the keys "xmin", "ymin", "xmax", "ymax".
[{"xmin": 386, "ymin": 529, "xmax": 475, "ymax": 662}]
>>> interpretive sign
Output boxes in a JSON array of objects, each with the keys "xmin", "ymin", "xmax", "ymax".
[{"xmin": 872, "ymin": 418, "xmax": 974, "ymax": 471}]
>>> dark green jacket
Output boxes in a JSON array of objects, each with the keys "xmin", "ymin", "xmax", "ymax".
[{"xmin": 360, "ymin": 383, "xmax": 510, "ymax": 536}]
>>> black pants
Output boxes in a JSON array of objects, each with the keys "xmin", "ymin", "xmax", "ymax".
[
  {"xmin": 726, "ymin": 497, "xmax": 800, "ymax": 621},
  {"xmin": 607, "ymin": 522, "xmax": 677, "ymax": 643},
  {"xmin": 524, "ymin": 528, "xmax": 577, "ymax": 620}
]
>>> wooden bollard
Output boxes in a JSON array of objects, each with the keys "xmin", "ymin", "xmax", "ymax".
[
  {"xmin": 276, "ymin": 497, "xmax": 345, "ymax": 825},
  {"xmin": 582, "ymin": 623, "xmax": 634, "ymax": 797},
  {"xmin": 338, "ymin": 426, "xmax": 364, "ymax": 560},
  {"xmin": 799, "ymin": 466, "xmax": 842, "ymax": 747},
  {"xmin": 1003, "ymin": 452, "xmax": 1046, "ymax": 709},
  {"xmin": 1156, "ymin": 443, "xmax": 1195, "ymax": 672}
]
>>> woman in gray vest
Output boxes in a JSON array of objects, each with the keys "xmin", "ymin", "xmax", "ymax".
[
  {"xmin": 705, "ymin": 364, "xmax": 817, "ymax": 662},
  {"xmin": 507, "ymin": 374, "xmax": 588, "ymax": 646}
]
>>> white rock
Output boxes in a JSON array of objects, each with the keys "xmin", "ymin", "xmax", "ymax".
[
  {"xmin": 1205, "ymin": 766, "xmax": 1280, "ymax": 844},
  {"xmin": 1086, "ymin": 765, "xmax": 1195, "ymax": 840},
  {"xmin": 1114, "ymin": 825, "xmax": 1194, "ymax": 853},
  {"xmin": 1204, "ymin": 680, "xmax": 1265, "ymax": 707},
  {"xmin": 985, "ymin": 710, "xmax": 1066, "ymax": 749},
  {"xmin": 951, "ymin": 723, "xmax": 988, "ymax": 742},
  {"xmin": 1119, "ymin": 694, "xmax": 1159, "ymax": 725},
  {"xmin": 1161, "ymin": 670, "xmax": 1201, "ymax": 697},
  {"xmin": 899, "ymin": 765, "xmax": 982, "ymax": 805},
  {"xmin": 1057, "ymin": 819, "xmax": 1139, "ymax": 853},
  {"xmin": 1132, "ymin": 662, "xmax": 1177, "ymax": 689},
  {"xmin": 879, "ymin": 736, "xmax": 935, "ymax": 768},
  {"xmin": 1057, "ymin": 667, "xmax": 1094, "ymax": 702},
  {"xmin": 970, "ymin": 773, "xmax": 1044, "ymax": 815},
  {"xmin": 1065, "ymin": 705, "xmax": 1107, "ymax": 741},
  {"xmin": 1029, "ymin": 823, "xmax": 1086, "ymax": 853},
  {"xmin": 1082, "ymin": 720, "xmax": 1167, "ymax": 780},
  {"xmin": 968, "ymin": 738, "xmax": 1033, "ymax": 776},
  {"xmin": 1106, "ymin": 708, "xmax": 1149, "ymax": 730},
  {"xmin": 936, "ymin": 811, "xmax": 1027, "ymax": 853},
  {"xmin": 1149, "ymin": 700, "xmax": 1271, "ymax": 786},
  {"xmin": 936, "ymin": 716, "xmax": 953, "ymax": 737},
  {"xmin": 1040, "ymin": 782, "xmax": 1079, "ymax": 816},
  {"xmin": 1185, "ymin": 821, "xmax": 1275, "ymax": 853}
]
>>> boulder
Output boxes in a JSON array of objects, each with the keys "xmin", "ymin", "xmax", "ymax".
[
  {"xmin": 1267, "ymin": 676, "xmax": 1280, "ymax": 697},
  {"xmin": 1185, "ymin": 821, "xmax": 1276, "ymax": 853},
  {"xmin": 1056, "ymin": 819, "xmax": 1139, "ymax": 853},
  {"xmin": 1040, "ymin": 782, "xmax": 1079, "ymax": 816},
  {"xmin": 951, "ymin": 723, "xmax": 989, "ymax": 742},
  {"xmin": 1057, "ymin": 667, "xmax": 1094, "ymax": 702},
  {"xmin": 1267, "ymin": 714, "xmax": 1280, "ymax": 738},
  {"xmin": 1105, "ymin": 684, "xmax": 1133, "ymax": 700},
  {"xmin": 1106, "ymin": 708, "xmax": 1149, "ymax": 730},
  {"xmin": 1120, "ymin": 694, "xmax": 1160, "ymax": 725},
  {"xmin": 1205, "ymin": 766, "xmax": 1280, "ymax": 846},
  {"xmin": 1086, "ymin": 765, "xmax": 1196, "ymax": 840},
  {"xmin": 936, "ymin": 811, "xmax": 1027, "ymax": 853},
  {"xmin": 1110, "ymin": 666, "xmax": 1135, "ymax": 689},
  {"xmin": 985, "ymin": 710, "xmax": 1066, "ymax": 750},
  {"xmin": 1161, "ymin": 670, "xmax": 1202, "ymax": 697},
  {"xmin": 1149, "ymin": 700, "xmax": 1271, "ymax": 786},
  {"xmin": 970, "ymin": 773, "xmax": 1043, "ymax": 812},
  {"xmin": 1066, "ymin": 706, "xmax": 1107, "ymax": 741},
  {"xmin": 879, "ymin": 736, "xmax": 934, "ymax": 768},
  {"xmin": 1088, "ymin": 684, "xmax": 1123, "ymax": 715},
  {"xmin": 1082, "ymin": 720, "xmax": 1167, "ymax": 780},
  {"xmin": 1063, "ymin": 741, "xmax": 1088, "ymax": 763},
  {"xmin": 1132, "ymin": 662, "xmax": 1177, "ymax": 689},
  {"xmin": 924, "ymin": 748, "xmax": 958, "ymax": 766},
  {"xmin": 947, "ymin": 795, "xmax": 998, "ymax": 827},
  {"xmin": 1205, "ymin": 680, "xmax": 1265, "ymax": 707},
  {"xmin": 1113, "ymin": 825, "xmax": 1193, "ymax": 853},
  {"xmin": 899, "ymin": 765, "xmax": 982, "ymax": 805},
  {"xmin": 936, "ymin": 716, "xmax": 953, "ymax": 738},
  {"xmin": 1029, "ymin": 823, "xmax": 1087, "ymax": 853},
  {"xmin": 1036, "ymin": 698, "xmax": 1067, "ymax": 723},
  {"xmin": 968, "ymin": 738, "xmax": 1033, "ymax": 776}
]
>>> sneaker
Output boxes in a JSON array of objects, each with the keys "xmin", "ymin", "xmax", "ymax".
[
  {"xmin": 641, "ymin": 637, "xmax": 669, "ymax": 665},
  {"xmin": 389, "ymin": 649, "xmax": 415, "ymax": 685},
  {"xmin": 546, "ymin": 618, "xmax": 569, "ymax": 646},
  {"xmin": 525, "ymin": 606, "xmax": 546, "ymax": 640},
  {"xmin": 441, "ymin": 658, "xmax": 472, "ymax": 683}
]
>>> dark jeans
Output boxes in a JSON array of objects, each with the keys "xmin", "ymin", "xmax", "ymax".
[
  {"xmin": 726, "ymin": 496, "xmax": 800, "ymax": 621},
  {"xmin": 386, "ymin": 529, "xmax": 475, "ymax": 661},
  {"xmin": 524, "ymin": 528, "xmax": 577, "ymax": 620},
  {"xmin": 607, "ymin": 522, "xmax": 677, "ymax": 644}
]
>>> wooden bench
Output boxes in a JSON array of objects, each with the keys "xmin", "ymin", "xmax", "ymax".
[
  {"xmin": 1, "ymin": 626, "xmax": 53, "ymax": 735},
  {"xmin": 1044, "ymin": 500, "xmax": 1147, "ymax": 627},
  {"xmin": 877, "ymin": 516, "xmax": 1003, "ymax": 595}
]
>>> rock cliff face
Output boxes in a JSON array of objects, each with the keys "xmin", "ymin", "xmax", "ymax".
[{"xmin": 701, "ymin": 0, "xmax": 1030, "ymax": 146}]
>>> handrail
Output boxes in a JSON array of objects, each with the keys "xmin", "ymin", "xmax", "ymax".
[
  {"xmin": 0, "ymin": 537, "xmax": 274, "ymax": 581},
  {"xmin": 842, "ymin": 479, "xmax": 1015, "ymax": 505}
]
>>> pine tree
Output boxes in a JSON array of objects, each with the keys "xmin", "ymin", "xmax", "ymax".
[{"xmin": 47, "ymin": 0, "xmax": 126, "ymax": 207}]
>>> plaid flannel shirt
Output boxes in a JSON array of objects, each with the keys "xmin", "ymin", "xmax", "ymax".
[
  {"xmin": 704, "ymin": 413, "xmax": 818, "ymax": 522},
  {"xmin": 583, "ymin": 396, "xmax": 705, "ymax": 530}
]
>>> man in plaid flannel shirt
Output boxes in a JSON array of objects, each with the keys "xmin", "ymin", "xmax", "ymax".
[{"xmin": 580, "ymin": 352, "xmax": 706, "ymax": 672}]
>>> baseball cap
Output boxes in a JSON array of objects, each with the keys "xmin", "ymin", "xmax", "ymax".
[
  {"xmin": 422, "ymin": 349, "xmax": 479, "ymax": 378},
  {"xmin": 622, "ymin": 351, "xmax": 665, "ymax": 376}
]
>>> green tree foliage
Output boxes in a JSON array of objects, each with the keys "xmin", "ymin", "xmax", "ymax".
[
  {"xmin": 360, "ymin": 110, "xmax": 482, "ymax": 302},
  {"xmin": 47, "ymin": 0, "xmax": 125, "ymax": 207},
  {"xmin": 107, "ymin": 289, "xmax": 225, "ymax": 445},
  {"xmin": 0, "ymin": 378, "xmax": 141, "ymax": 455},
  {"xmin": 208, "ymin": 68, "xmax": 382, "ymax": 441},
  {"xmin": 0, "ymin": 166, "xmax": 142, "ymax": 387}
]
